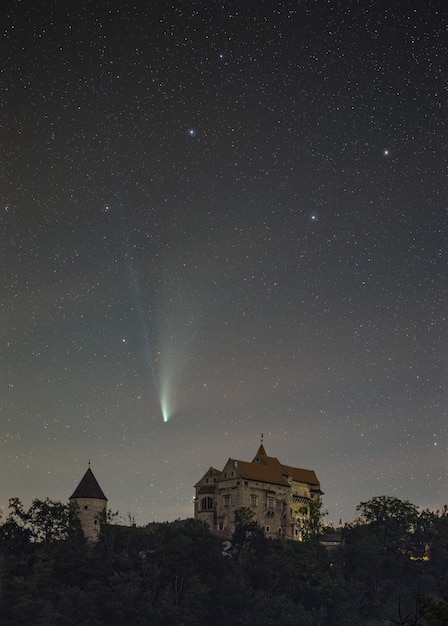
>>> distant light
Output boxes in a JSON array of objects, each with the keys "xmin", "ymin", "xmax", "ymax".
[{"xmin": 187, "ymin": 128, "xmax": 196, "ymax": 137}]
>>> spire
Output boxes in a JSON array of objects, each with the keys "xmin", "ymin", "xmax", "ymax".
[
  {"xmin": 253, "ymin": 438, "xmax": 268, "ymax": 463},
  {"xmin": 69, "ymin": 467, "xmax": 107, "ymax": 501}
]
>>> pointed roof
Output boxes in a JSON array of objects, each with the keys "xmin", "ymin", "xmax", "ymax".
[
  {"xmin": 69, "ymin": 467, "xmax": 107, "ymax": 501},
  {"xmin": 226, "ymin": 444, "xmax": 322, "ymax": 490},
  {"xmin": 254, "ymin": 443, "xmax": 267, "ymax": 460},
  {"xmin": 231, "ymin": 459, "xmax": 290, "ymax": 486}
]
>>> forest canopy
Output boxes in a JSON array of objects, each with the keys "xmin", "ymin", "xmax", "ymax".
[{"xmin": 1, "ymin": 495, "xmax": 448, "ymax": 625}]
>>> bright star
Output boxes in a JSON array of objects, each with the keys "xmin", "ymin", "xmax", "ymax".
[{"xmin": 187, "ymin": 128, "xmax": 196, "ymax": 137}]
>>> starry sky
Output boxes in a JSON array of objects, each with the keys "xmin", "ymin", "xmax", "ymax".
[{"xmin": 1, "ymin": 0, "xmax": 447, "ymax": 525}]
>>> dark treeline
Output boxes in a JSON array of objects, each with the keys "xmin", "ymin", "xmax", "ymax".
[{"xmin": 1, "ymin": 496, "xmax": 448, "ymax": 625}]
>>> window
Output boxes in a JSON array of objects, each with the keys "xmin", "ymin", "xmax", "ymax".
[
  {"xmin": 223, "ymin": 495, "xmax": 231, "ymax": 507},
  {"xmin": 278, "ymin": 527, "xmax": 282, "ymax": 534},
  {"xmin": 267, "ymin": 497, "xmax": 275, "ymax": 509},
  {"xmin": 84, "ymin": 505, "xmax": 88, "ymax": 510},
  {"xmin": 218, "ymin": 522, "xmax": 224, "ymax": 531},
  {"xmin": 276, "ymin": 500, "xmax": 283, "ymax": 511},
  {"xmin": 201, "ymin": 496, "xmax": 213, "ymax": 510},
  {"xmin": 250, "ymin": 494, "xmax": 258, "ymax": 507},
  {"xmin": 265, "ymin": 525, "xmax": 270, "ymax": 533}
]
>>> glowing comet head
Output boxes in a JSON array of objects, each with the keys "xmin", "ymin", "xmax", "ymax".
[
  {"xmin": 159, "ymin": 388, "xmax": 172, "ymax": 423},
  {"xmin": 161, "ymin": 402, "xmax": 170, "ymax": 423},
  {"xmin": 154, "ymin": 290, "xmax": 191, "ymax": 423}
]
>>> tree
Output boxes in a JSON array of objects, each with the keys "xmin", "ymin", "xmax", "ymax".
[
  {"xmin": 232, "ymin": 507, "xmax": 265, "ymax": 551},
  {"xmin": 1, "ymin": 497, "xmax": 81, "ymax": 545},
  {"xmin": 355, "ymin": 496, "xmax": 419, "ymax": 556},
  {"xmin": 299, "ymin": 497, "xmax": 327, "ymax": 541},
  {"xmin": 356, "ymin": 496, "xmax": 419, "ymax": 527},
  {"xmin": 419, "ymin": 587, "xmax": 448, "ymax": 626}
]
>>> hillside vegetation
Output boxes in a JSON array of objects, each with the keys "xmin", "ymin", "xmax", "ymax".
[{"xmin": 1, "ymin": 496, "xmax": 448, "ymax": 625}]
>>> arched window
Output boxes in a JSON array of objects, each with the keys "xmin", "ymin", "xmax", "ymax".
[{"xmin": 201, "ymin": 496, "xmax": 213, "ymax": 510}]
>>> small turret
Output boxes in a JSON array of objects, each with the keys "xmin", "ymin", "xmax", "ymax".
[{"xmin": 69, "ymin": 465, "xmax": 107, "ymax": 541}]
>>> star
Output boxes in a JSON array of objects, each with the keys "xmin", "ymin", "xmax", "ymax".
[{"xmin": 187, "ymin": 128, "xmax": 196, "ymax": 137}]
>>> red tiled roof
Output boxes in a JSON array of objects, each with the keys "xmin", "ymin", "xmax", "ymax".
[
  {"xmin": 285, "ymin": 465, "xmax": 320, "ymax": 487},
  {"xmin": 197, "ymin": 446, "xmax": 320, "ymax": 494},
  {"xmin": 232, "ymin": 460, "xmax": 290, "ymax": 486},
  {"xmin": 229, "ymin": 444, "xmax": 321, "ymax": 489}
]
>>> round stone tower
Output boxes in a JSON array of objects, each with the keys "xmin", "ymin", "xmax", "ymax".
[{"xmin": 69, "ymin": 465, "xmax": 107, "ymax": 541}]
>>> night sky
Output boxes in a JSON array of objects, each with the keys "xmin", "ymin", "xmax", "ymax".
[{"xmin": 1, "ymin": 0, "xmax": 447, "ymax": 525}]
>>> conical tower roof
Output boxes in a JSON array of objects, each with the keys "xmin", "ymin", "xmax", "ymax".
[{"xmin": 69, "ymin": 467, "xmax": 107, "ymax": 501}]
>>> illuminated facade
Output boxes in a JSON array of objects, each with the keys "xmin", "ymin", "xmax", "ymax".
[{"xmin": 194, "ymin": 444, "xmax": 322, "ymax": 540}]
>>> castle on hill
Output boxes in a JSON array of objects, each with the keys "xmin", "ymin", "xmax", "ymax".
[
  {"xmin": 70, "ymin": 443, "xmax": 322, "ymax": 542},
  {"xmin": 194, "ymin": 443, "xmax": 322, "ymax": 540}
]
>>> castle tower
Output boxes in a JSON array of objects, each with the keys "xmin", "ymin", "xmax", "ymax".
[{"xmin": 69, "ymin": 466, "xmax": 107, "ymax": 541}]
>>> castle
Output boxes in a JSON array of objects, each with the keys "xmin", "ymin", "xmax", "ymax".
[
  {"xmin": 69, "ymin": 465, "xmax": 107, "ymax": 541},
  {"xmin": 70, "ymin": 444, "xmax": 322, "ymax": 542},
  {"xmin": 194, "ymin": 443, "xmax": 322, "ymax": 540}
]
